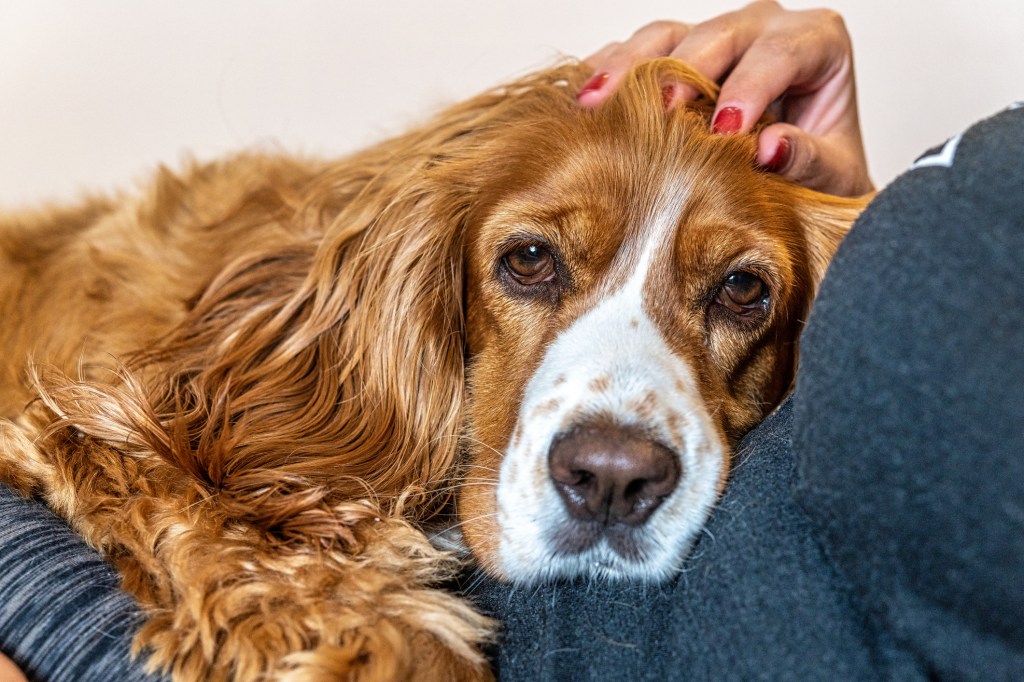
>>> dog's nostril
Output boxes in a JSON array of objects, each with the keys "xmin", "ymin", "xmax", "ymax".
[{"xmin": 548, "ymin": 425, "xmax": 680, "ymax": 526}]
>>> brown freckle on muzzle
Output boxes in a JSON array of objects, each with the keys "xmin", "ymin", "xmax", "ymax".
[
  {"xmin": 627, "ymin": 390, "xmax": 661, "ymax": 420},
  {"xmin": 588, "ymin": 375, "xmax": 612, "ymax": 393},
  {"xmin": 665, "ymin": 412, "xmax": 683, "ymax": 445},
  {"xmin": 532, "ymin": 398, "xmax": 561, "ymax": 417}
]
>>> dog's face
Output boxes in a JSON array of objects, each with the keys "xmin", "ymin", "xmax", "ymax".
[{"xmin": 454, "ymin": 67, "xmax": 856, "ymax": 582}]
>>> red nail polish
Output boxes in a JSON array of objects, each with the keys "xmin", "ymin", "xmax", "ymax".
[
  {"xmin": 712, "ymin": 106, "xmax": 743, "ymax": 134},
  {"xmin": 766, "ymin": 137, "xmax": 791, "ymax": 171},
  {"xmin": 578, "ymin": 72, "xmax": 609, "ymax": 98},
  {"xmin": 661, "ymin": 84, "xmax": 676, "ymax": 110}
]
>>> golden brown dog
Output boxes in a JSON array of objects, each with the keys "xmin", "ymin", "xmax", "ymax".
[{"xmin": 0, "ymin": 59, "xmax": 866, "ymax": 680}]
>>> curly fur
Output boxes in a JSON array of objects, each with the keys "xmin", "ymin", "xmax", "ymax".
[{"xmin": 0, "ymin": 59, "xmax": 867, "ymax": 680}]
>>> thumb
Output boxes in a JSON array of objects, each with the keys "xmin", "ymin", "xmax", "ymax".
[{"xmin": 757, "ymin": 122, "xmax": 873, "ymax": 197}]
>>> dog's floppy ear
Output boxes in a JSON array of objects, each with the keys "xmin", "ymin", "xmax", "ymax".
[
  {"xmin": 176, "ymin": 77, "xmax": 582, "ymax": 528},
  {"xmin": 31, "ymin": 62, "xmax": 592, "ymax": 539},
  {"xmin": 788, "ymin": 187, "xmax": 871, "ymax": 295}
]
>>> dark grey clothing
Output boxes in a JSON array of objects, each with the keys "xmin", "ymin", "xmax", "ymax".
[
  {"xmin": 794, "ymin": 102, "xmax": 1024, "ymax": 681},
  {"xmin": 0, "ymin": 492, "xmax": 165, "ymax": 682},
  {"xmin": 2, "ymin": 104, "xmax": 1023, "ymax": 681},
  {"xmin": 470, "ymin": 399, "xmax": 899, "ymax": 681}
]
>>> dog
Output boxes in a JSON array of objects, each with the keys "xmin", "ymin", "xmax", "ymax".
[{"xmin": 0, "ymin": 59, "xmax": 867, "ymax": 680}]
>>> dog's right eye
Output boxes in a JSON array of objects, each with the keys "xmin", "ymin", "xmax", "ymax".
[{"xmin": 502, "ymin": 244, "xmax": 556, "ymax": 286}]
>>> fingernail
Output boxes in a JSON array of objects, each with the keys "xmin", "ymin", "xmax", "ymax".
[
  {"xmin": 766, "ymin": 137, "xmax": 791, "ymax": 171},
  {"xmin": 578, "ymin": 72, "xmax": 610, "ymax": 98},
  {"xmin": 661, "ymin": 84, "xmax": 677, "ymax": 110},
  {"xmin": 712, "ymin": 106, "xmax": 743, "ymax": 134}
]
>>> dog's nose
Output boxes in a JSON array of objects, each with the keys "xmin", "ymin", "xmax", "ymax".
[{"xmin": 548, "ymin": 425, "xmax": 680, "ymax": 526}]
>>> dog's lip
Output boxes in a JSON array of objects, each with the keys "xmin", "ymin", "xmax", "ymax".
[{"xmin": 548, "ymin": 518, "xmax": 649, "ymax": 563}]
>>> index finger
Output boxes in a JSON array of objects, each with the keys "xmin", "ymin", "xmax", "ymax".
[
  {"xmin": 713, "ymin": 10, "xmax": 853, "ymax": 134},
  {"xmin": 578, "ymin": 20, "xmax": 690, "ymax": 107}
]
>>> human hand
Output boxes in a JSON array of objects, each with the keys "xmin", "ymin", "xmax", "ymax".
[
  {"xmin": 579, "ymin": 1, "xmax": 874, "ymax": 197},
  {"xmin": 0, "ymin": 652, "xmax": 27, "ymax": 682}
]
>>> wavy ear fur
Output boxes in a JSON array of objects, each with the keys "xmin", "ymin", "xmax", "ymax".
[
  {"xmin": 34, "ymin": 63, "xmax": 596, "ymax": 540},
  {"xmin": 787, "ymin": 187, "xmax": 870, "ymax": 296}
]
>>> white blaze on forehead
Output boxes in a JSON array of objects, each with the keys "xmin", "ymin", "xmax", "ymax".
[{"xmin": 496, "ymin": 178, "xmax": 726, "ymax": 583}]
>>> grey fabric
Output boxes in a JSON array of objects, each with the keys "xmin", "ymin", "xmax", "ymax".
[
  {"xmin": 0, "ymin": 487, "xmax": 165, "ymax": 682},
  {"xmin": 794, "ymin": 103, "xmax": 1024, "ymax": 681}
]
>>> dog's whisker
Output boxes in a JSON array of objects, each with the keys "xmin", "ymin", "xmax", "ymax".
[
  {"xmin": 423, "ymin": 481, "xmax": 499, "ymax": 496},
  {"xmin": 458, "ymin": 434, "xmax": 507, "ymax": 459},
  {"xmin": 427, "ymin": 511, "xmax": 499, "ymax": 537},
  {"xmin": 457, "ymin": 463, "xmax": 501, "ymax": 474}
]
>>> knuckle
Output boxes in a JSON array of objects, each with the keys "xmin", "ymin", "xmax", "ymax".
[
  {"xmin": 806, "ymin": 8, "xmax": 849, "ymax": 36},
  {"xmin": 758, "ymin": 33, "xmax": 801, "ymax": 61},
  {"xmin": 791, "ymin": 141, "xmax": 821, "ymax": 182},
  {"xmin": 633, "ymin": 19, "xmax": 686, "ymax": 41},
  {"xmin": 584, "ymin": 42, "xmax": 620, "ymax": 67},
  {"xmin": 690, "ymin": 15, "xmax": 738, "ymax": 46},
  {"xmin": 600, "ymin": 41, "xmax": 624, "ymax": 56},
  {"xmin": 692, "ymin": 13, "xmax": 728, "ymax": 33}
]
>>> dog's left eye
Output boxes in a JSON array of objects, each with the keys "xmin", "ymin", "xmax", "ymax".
[
  {"xmin": 502, "ymin": 244, "xmax": 556, "ymax": 286},
  {"xmin": 716, "ymin": 271, "xmax": 770, "ymax": 314}
]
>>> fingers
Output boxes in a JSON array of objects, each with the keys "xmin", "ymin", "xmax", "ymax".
[
  {"xmin": 581, "ymin": 2, "xmax": 779, "ymax": 108},
  {"xmin": 666, "ymin": 1, "xmax": 782, "ymax": 88},
  {"xmin": 581, "ymin": 3, "xmax": 851, "ymax": 131},
  {"xmin": 758, "ymin": 123, "xmax": 874, "ymax": 197},
  {"xmin": 578, "ymin": 20, "xmax": 690, "ymax": 108},
  {"xmin": 709, "ymin": 29, "xmax": 838, "ymax": 134},
  {"xmin": 578, "ymin": 3, "xmax": 872, "ymax": 197}
]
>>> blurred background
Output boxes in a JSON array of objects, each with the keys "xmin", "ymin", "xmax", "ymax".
[{"xmin": 2, "ymin": 0, "xmax": 1021, "ymax": 206}]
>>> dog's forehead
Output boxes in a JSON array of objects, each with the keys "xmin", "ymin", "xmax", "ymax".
[
  {"xmin": 513, "ymin": 144, "xmax": 742, "ymax": 250},
  {"xmin": 479, "ymin": 123, "xmax": 797, "ymax": 306}
]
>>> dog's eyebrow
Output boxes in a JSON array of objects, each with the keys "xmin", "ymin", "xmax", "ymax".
[{"xmin": 498, "ymin": 202, "xmax": 589, "ymax": 227}]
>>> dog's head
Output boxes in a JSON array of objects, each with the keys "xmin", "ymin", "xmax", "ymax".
[{"xmin": 437, "ymin": 60, "xmax": 865, "ymax": 582}]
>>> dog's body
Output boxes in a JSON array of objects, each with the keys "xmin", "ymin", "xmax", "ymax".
[{"xmin": 0, "ymin": 60, "xmax": 866, "ymax": 680}]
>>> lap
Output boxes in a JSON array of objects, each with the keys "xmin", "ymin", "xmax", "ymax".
[
  {"xmin": 471, "ymin": 400, "xmax": 891, "ymax": 681},
  {"xmin": 0, "ymin": 485, "xmax": 163, "ymax": 682}
]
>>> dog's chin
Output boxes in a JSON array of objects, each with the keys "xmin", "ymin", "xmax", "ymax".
[
  {"xmin": 498, "ymin": 531, "xmax": 692, "ymax": 585},
  {"xmin": 491, "ymin": 508, "xmax": 704, "ymax": 585}
]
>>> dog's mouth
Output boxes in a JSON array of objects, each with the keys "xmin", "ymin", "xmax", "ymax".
[{"xmin": 548, "ymin": 518, "xmax": 653, "ymax": 563}]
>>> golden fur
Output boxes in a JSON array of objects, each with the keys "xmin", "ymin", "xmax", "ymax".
[{"xmin": 0, "ymin": 59, "xmax": 867, "ymax": 680}]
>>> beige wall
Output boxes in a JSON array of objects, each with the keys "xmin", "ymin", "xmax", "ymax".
[{"xmin": 1, "ymin": 1, "xmax": 1021, "ymax": 206}]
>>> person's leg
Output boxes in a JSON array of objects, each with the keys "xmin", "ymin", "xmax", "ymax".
[
  {"xmin": 793, "ymin": 103, "xmax": 1024, "ymax": 680},
  {"xmin": 0, "ymin": 484, "xmax": 165, "ymax": 682}
]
